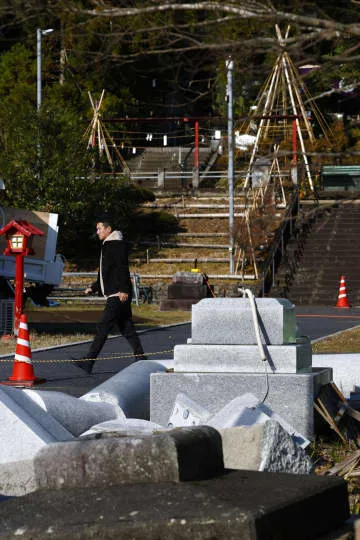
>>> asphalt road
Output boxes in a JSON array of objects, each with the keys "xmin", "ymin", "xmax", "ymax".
[
  {"xmin": 1, "ymin": 306, "xmax": 360, "ymax": 397},
  {"xmin": 296, "ymin": 306, "xmax": 360, "ymax": 341}
]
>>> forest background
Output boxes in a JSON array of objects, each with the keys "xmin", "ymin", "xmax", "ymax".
[{"xmin": 0, "ymin": 0, "xmax": 360, "ymax": 261}]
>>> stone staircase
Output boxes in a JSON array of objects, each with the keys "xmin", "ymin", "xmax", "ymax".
[
  {"xmin": 128, "ymin": 148, "xmax": 181, "ymax": 173},
  {"xmin": 272, "ymin": 200, "xmax": 360, "ymax": 306},
  {"xmin": 126, "ymin": 147, "xmax": 217, "ymax": 190},
  {"xmin": 127, "ymin": 147, "xmax": 212, "ymax": 173}
]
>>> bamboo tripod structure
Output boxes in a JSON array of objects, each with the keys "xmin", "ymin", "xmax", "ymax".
[
  {"xmin": 84, "ymin": 90, "xmax": 130, "ymax": 175},
  {"xmin": 232, "ymin": 25, "xmax": 333, "ymax": 276},
  {"xmin": 238, "ymin": 25, "xmax": 332, "ymax": 192}
]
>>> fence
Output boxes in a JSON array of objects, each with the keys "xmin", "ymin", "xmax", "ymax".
[
  {"xmin": 130, "ymin": 169, "xmax": 246, "ymax": 189},
  {"xmin": 50, "ymin": 273, "xmax": 152, "ymax": 306}
]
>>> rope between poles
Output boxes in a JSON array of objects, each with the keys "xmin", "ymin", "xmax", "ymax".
[{"xmin": 0, "ymin": 348, "xmax": 174, "ymax": 364}]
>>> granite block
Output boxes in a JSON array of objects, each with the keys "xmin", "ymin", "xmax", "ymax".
[
  {"xmin": 23, "ymin": 390, "xmax": 124, "ymax": 437},
  {"xmin": 167, "ymin": 283, "xmax": 207, "ymax": 299},
  {"xmin": 81, "ymin": 359, "xmax": 174, "ymax": 420},
  {"xmin": 219, "ymin": 421, "xmax": 313, "ymax": 473},
  {"xmin": 207, "ymin": 393, "xmax": 310, "ymax": 448},
  {"xmin": 191, "ymin": 297, "xmax": 296, "ymax": 345},
  {"xmin": 174, "ymin": 341, "xmax": 312, "ymax": 374},
  {"xmin": 150, "ymin": 368, "xmax": 332, "ymax": 440},
  {"xmin": 0, "ymin": 387, "xmax": 73, "ymax": 465},
  {"xmin": 172, "ymin": 271, "xmax": 203, "ymax": 284},
  {"xmin": 167, "ymin": 393, "xmax": 212, "ymax": 427},
  {"xmin": 312, "ymin": 353, "xmax": 360, "ymax": 398},
  {"xmin": 34, "ymin": 427, "xmax": 224, "ymax": 490}
]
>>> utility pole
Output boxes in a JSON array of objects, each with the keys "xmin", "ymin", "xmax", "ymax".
[
  {"xmin": 37, "ymin": 28, "xmax": 54, "ymax": 111},
  {"xmin": 226, "ymin": 57, "xmax": 235, "ymax": 274}
]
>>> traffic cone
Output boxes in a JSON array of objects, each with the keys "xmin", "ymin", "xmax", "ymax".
[
  {"xmin": 1, "ymin": 314, "xmax": 45, "ymax": 387},
  {"xmin": 336, "ymin": 275, "xmax": 350, "ymax": 308}
]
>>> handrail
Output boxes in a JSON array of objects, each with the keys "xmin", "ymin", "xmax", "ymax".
[{"xmin": 257, "ymin": 188, "xmax": 300, "ymax": 297}]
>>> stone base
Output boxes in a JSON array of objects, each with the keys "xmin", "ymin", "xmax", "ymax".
[
  {"xmin": 0, "ymin": 470, "xmax": 350, "ymax": 539},
  {"xmin": 168, "ymin": 283, "xmax": 207, "ymax": 299},
  {"xmin": 150, "ymin": 368, "xmax": 332, "ymax": 440},
  {"xmin": 174, "ymin": 340, "xmax": 312, "ymax": 373},
  {"xmin": 160, "ymin": 299, "xmax": 199, "ymax": 311}
]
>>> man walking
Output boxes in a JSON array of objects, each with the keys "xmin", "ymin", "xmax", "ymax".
[{"xmin": 75, "ymin": 216, "xmax": 146, "ymax": 374}]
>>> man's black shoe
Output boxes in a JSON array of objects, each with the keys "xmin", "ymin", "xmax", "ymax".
[
  {"xmin": 134, "ymin": 354, "xmax": 148, "ymax": 361},
  {"xmin": 73, "ymin": 360, "xmax": 94, "ymax": 374}
]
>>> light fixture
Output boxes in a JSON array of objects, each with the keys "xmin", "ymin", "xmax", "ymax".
[{"xmin": 10, "ymin": 234, "xmax": 25, "ymax": 251}]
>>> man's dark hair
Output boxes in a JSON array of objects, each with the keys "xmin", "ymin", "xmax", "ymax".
[{"xmin": 96, "ymin": 213, "xmax": 115, "ymax": 230}]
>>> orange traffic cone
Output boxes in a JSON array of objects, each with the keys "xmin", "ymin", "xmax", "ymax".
[
  {"xmin": 336, "ymin": 275, "xmax": 351, "ymax": 308},
  {"xmin": 1, "ymin": 314, "xmax": 45, "ymax": 387}
]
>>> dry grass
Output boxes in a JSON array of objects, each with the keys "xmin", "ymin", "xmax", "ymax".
[
  {"xmin": 312, "ymin": 326, "xmax": 360, "ymax": 353},
  {"xmin": 0, "ymin": 331, "xmax": 95, "ymax": 355},
  {"xmin": 0, "ymin": 304, "xmax": 191, "ymax": 355}
]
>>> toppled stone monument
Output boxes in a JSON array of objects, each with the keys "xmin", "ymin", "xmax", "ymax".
[
  {"xmin": 160, "ymin": 271, "xmax": 209, "ymax": 311},
  {"xmin": 151, "ymin": 297, "xmax": 332, "ymax": 439},
  {"xmin": 168, "ymin": 392, "xmax": 310, "ymax": 448}
]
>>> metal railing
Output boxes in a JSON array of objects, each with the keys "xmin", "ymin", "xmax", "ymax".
[
  {"xmin": 257, "ymin": 188, "xmax": 300, "ymax": 297},
  {"xmin": 129, "ymin": 169, "xmax": 246, "ymax": 188},
  {"xmin": 51, "ymin": 272, "xmax": 148, "ymax": 306}
]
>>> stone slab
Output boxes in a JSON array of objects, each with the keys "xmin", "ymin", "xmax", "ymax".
[
  {"xmin": 160, "ymin": 299, "xmax": 198, "ymax": 311},
  {"xmin": 207, "ymin": 393, "xmax": 310, "ymax": 448},
  {"xmin": 166, "ymin": 392, "xmax": 309, "ymax": 448},
  {"xmin": 312, "ymin": 353, "xmax": 360, "ymax": 398},
  {"xmin": 0, "ymin": 386, "xmax": 73, "ymax": 465},
  {"xmin": 0, "ymin": 460, "xmax": 36, "ymax": 497},
  {"xmin": 0, "ymin": 470, "xmax": 350, "ymax": 539},
  {"xmin": 168, "ymin": 393, "xmax": 212, "ymax": 427},
  {"xmin": 150, "ymin": 368, "xmax": 332, "ymax": 440},
  {"xmin": 167, "ymin": 283, "xmax": 207, "ymax": 299},
  {"xmin": 173, "ymin": 271, "xmax": 204, "ymax": 284},
  {"xmin": 23, "ymin": 390, "xmax": 125, "ymax": 437},
  {"xmin": 191, "ymin": 297, "xmax": 296, "ymax": 345},
  {"xmin": 80, "ymin": 418, "xmax": 164, "ymax": 438},
  {"xmin": 174, "ymin": 341, "xmax": 312, "ymax": 373},
  {"xmin": 81, "ymin": 359, "xmax": 174, "ymax": 420},
  {"xmin": 33, "ymin": 427, "xmax": 223, "ymax": 491}
]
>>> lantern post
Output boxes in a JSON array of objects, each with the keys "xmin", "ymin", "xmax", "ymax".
[{"xmin": 0, "ymin": 220, "xmax": 44, "ymax": 334}]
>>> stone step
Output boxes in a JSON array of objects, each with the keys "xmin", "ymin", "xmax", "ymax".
[{"xmin": 282, "ymin": 199, "xmax": 360, "ymax": 304}]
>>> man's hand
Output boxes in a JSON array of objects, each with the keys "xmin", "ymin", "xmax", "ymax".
[
  {"xmin": 85, "ymin": 287, "xmax": 92, "ymax": 295},
  {"xmin": 119, "ymin": 292, "xmax": 128, "ymax": 302}
]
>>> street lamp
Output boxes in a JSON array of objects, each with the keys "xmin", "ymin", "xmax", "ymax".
[
  {"xmin": 36, "ymin": 28, "xmax": 53, "ymax": 179},
  {"xmin": 37, "ymin": 28, "xmax": 54, "ymax": 112}
]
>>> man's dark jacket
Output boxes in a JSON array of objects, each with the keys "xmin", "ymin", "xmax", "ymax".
[{"xmin": 90, "ymin": 230, "xmax": 132, "ymax": 297}]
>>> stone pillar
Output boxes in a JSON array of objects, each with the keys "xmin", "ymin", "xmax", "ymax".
[
  {"xmin": 157, "ymin": 168, "xmax": 165, "ymax": 189},
  {"xmin": 192, "ymin": 167, "xmax": 199, "ymax": 189}
]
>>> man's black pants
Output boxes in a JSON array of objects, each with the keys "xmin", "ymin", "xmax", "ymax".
[{"xmin": 87, "ymin": 296, "xmax": 145, "ymax": 360}]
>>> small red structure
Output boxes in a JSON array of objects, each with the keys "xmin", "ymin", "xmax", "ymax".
[{"xmin": 0, "ymin": 219, "xmax": 44, "ymax": 333}]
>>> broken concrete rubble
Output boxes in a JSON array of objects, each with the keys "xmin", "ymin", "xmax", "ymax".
[{"xmin": 219, "ymin": 421, "xmax": 313, "ymax": 474}]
